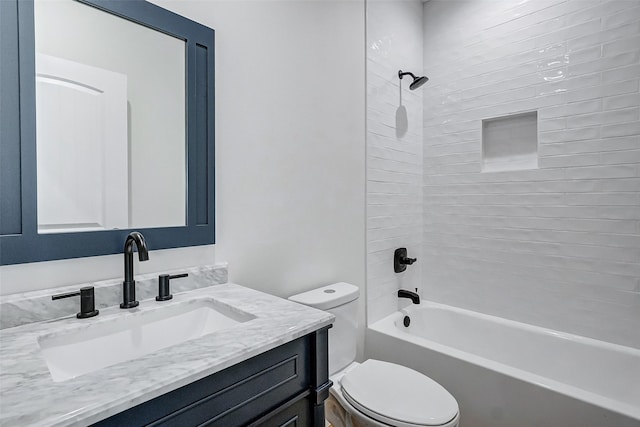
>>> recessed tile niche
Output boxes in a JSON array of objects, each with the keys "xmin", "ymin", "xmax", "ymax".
[{"xmin": 482, "ymin": 111, "xmax": 538, "ymax": 173}]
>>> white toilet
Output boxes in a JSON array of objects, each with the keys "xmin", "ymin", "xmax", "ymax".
[{"xmin": 289, "ymin": 282, "xmax": 460, "ymax": 427}]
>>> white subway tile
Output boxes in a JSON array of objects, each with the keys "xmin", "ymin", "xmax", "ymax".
[
  {"xmin": 538, "ymin": 117, "xmax": 568, "ymax": 131},
  {"xmin": 539, "ymin": 153, "xmax": 601, "ymax": 168},
  {"xmin": 602, "ymin": 5, "xmax": 640, "ymax": 30},
  {"xmin": 368, "ymin": 156, "xmax": 423, "ymax": 174},
  {"xmin": 540, "ymin": 98, "xmax": 603, "ymax": 118},
  {"xmin": 566, "ymin": 45, "xmax": 603, "ymax": 64},
  {"xmin": 603, "ymin": 92, "xmax": 640, "ymax": 110},
  {"xmin": 570, "ymin": 21, "xmax": 640, "ymax": 52},
  {"xmin": 566, "ymin": 1, "xmax": 635, "ymax": 27},
  {"xmin": 404, "ymin": 0, "xmax": 640, "ymax": 345},
  {"xmin": 567, "ymin": 79, "xmax": 639, "ymax": 102},
  {"xmin": 602, "ymin": 35, "xmax": 640, "ymax": 56},
  {"xmin": 566, "ymin": 107, "xmax": 640, "ymax": 128},
  {"xmin": 536, "ymin": 72, "xmax": 601, "ymax": 97},
  {"xmin": 367, "ymin": 0, "xmax": 424, "ymax": 323},
  {"xmin": 541, "ymin": 135, "xmax": 640, "ymax": 156},
  {"xmin": 540, "ymin": 126, "xmax": 601, "ymax": 143},
  {"xmin": 602, "ymin": 64, "xmax": 640, "ymax": 83},
  {"xmin": 535, "ymin": 19, "xmax": 602, "ymax": 48},
  {"xmin": 564, "ymin": 164, "xmax": 637, "ymax": 179},
  {"xmin": 568, "ymin": 51, "xmax": 640, "ymax": 76},
  {"xmin": 565, "ymin": 191, "xmax": 640, "ymax": 206},
  {"xmin": 601, "ymin": 120, "xmax": 640, "ymax": 137},
  {"xmin": 600, "ymin": 149, "xmax": 640, "ymax": 164}
]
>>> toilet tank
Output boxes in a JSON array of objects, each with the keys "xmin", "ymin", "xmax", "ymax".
[{"xmin": 289, "ymin": 282, "xmax": 359, "ymax": 375}]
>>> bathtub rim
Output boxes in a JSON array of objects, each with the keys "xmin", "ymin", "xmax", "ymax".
[{"xmin": 368, "ymin": 300, "xmax": 640, "ymax": 422}]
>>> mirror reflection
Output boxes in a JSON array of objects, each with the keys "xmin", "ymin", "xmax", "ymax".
[{"xmin": 34, "ymin": 0, "xmax": 187, "ymax": 233}]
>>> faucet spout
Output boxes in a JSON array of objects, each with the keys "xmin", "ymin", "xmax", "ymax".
[
  {"xmin": 398, "ymin": 289, "xmax": 420, "ymax": 305},
  {"xmin": 121, "ymin": 231, "xmax": 149, "ymax": 309}
]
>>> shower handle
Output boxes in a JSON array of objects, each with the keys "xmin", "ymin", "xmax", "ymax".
[
  {"xmin": 394, "ymin": 248, "xmax": 417, "ymax": 273},
  {"xmin": 401, "ymin": 256, "xmax": 417, "ymax": 265}
]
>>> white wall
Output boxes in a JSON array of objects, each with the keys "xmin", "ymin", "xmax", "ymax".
[
  {"xmin": 0, "ymin": 1, "xmax": 366, "ymax": 302},
  {"xmin": 366, "ymin": 0, "xmax": 423, "ymax": 324},
  {"xmin": 422, "ymin": 0, "xmax": 640, "ymax": 348}
]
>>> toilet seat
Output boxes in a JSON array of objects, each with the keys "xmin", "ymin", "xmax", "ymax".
[{"xmin": 340, "ymin": 360, "xmax": 459, "ymax": 427}]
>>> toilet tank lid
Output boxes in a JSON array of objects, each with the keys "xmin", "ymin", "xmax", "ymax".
[{"xmin": 288, "ymin": 282, "xmax": 359, "ymax": 310}]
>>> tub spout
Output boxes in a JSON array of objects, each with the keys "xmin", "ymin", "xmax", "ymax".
[{"xmin": 398, "ymin": 289, "xmax": 420, "ymax": 304}]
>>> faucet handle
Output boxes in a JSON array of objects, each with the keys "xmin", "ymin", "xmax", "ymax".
[
  {"xmin": 156, "ymin": 273, "xmax": 188, "ymax": 301},
  {"xmin": 52, "ymin": 286, "xmax": 99, "ymax": 318},
  {"xmin": 401, "ymin": 256, "xmax": 417, "ymax": 265},
  {"xmin": 394, "ymin": 248, "xmax": 417, "ymax": 273}
]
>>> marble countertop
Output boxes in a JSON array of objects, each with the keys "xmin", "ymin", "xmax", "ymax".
[{"xmin": 0, "ymin": 283, "xmax": 334, "ymax": 426}]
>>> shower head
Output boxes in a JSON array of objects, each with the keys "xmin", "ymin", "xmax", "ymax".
[
  {"xmin": 398, "ymin": 70, "xmax": 429, "ymax": 90},
  {"xmin": 409, "ymin": 75, "xmax": 429, "ymax": 90}
]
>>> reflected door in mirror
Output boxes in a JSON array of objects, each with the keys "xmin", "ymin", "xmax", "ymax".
[{"xmin": 36, "ymin": 54, "xmax": 129, "ymax": 233}]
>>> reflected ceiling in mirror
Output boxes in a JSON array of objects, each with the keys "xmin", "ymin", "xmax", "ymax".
[{"xmin": 34, "ymin": 0, "xmax": 186, "ymax": 234}]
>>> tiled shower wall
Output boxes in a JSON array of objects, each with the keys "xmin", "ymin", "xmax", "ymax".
[
  {"xmin": 422, "ymin": 0, "xmax": 640, "ymax": 348},
  {"xmin": 367, "ymin": 0, "xmax": 423, "ymax": 324}
]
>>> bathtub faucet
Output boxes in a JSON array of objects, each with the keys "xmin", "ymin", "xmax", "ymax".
[{"xmin": 398, "ymin": 289, "xmax": 420, "ymax": 304}]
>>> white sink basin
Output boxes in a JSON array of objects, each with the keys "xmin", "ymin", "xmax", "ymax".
[{"xmin": 38, "ymin": 298, "xmax": 255, "ymax": 382}]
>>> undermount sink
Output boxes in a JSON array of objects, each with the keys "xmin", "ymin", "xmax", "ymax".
[{"xmin": 38, "ymin": 298, "xmax": 256, "ymax": 382}]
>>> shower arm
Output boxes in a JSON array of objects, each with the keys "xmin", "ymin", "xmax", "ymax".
[{"xmin": 398, "ymin": 70, "xmax": 417, "ymax": 80}]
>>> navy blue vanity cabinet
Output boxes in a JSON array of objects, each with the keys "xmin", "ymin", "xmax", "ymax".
[{"xmin": 92, "ymin": 327, "xmax": 331, "ymax": 427}]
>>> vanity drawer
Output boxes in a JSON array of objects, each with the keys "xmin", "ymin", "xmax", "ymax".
[{"xmin": 93, "ymin": 335, "xmax": 313, "ymax": 427}]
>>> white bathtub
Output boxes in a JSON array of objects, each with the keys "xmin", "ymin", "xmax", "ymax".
[{"xmin": 366, "ymin": 301, "xmax": 640, "ymax": 427}]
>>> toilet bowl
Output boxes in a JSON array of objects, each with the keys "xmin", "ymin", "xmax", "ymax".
[
  {"xmin": 327, "ymin": 360, "xmax": 459, "ymax": 427},
  {"xmin": 289, "ymin": 283, "xmax": 459, "ymax": 427}
]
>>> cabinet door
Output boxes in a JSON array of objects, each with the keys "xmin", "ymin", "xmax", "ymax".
[
  {"xmin": 253, "ymin": 397, "xmax": 311, "ymax": 427},
  {"xmin": 92, "ymin": 336, "xmax": 311, "ymax": 427},
  {"xmin": 92, "ymin": 327, "xmax": 331, "ymax": 427}
]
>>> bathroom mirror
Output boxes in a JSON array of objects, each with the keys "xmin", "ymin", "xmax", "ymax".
[
  {"xmin": 0, "ymin": 0, "xmax": 215, "ymax": 265},
  {"xmin": 34, "ymin": 0, "xmax": 187, "ymax": 233}
]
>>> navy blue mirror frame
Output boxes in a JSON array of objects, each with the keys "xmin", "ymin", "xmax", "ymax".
[{"xmin": 0, "ymin": 0, "xmax": 215, "ymax": 265}]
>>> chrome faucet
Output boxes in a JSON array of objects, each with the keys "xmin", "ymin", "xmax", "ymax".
[{"xmin": 120, "ymin": 231, "xmax": 149, "ymax": 309}]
